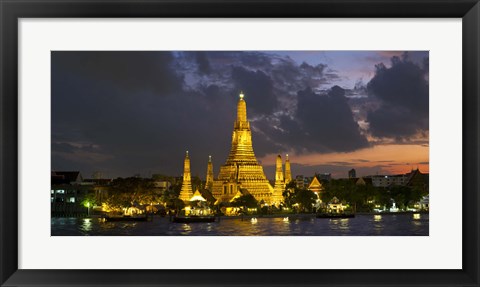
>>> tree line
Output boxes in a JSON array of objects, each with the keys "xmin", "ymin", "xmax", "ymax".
[{"xmin": 85, "ymin": 176, "xmax": 427, "ymax": 214}]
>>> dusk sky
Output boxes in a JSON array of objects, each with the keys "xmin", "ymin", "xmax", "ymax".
[{"xmin": 52, "ymin": 51, "xmax": 429, "ymax": 180}]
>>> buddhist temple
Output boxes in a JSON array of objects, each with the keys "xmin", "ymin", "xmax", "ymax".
[
  {"xmin": 205, "ymin": 155, "xmax": 214, "ymax": 190},
  {"xmin": 179, "ymin": 151, "xmax": 194, "ymax": 203},
  {"xmin": 211, "ymin": 92, "xmax": 274, "ymax": 203},
  {"xmin": 272, "ymin": 155, "xmax": 285, "ymax": 205},
  {"xmin": 284, "ymin": 154, "xmax": 292, "ymax": 185}
]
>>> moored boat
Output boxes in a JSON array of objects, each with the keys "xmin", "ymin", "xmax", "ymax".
[{"xmin": 171, "ymin": 201, "xmax": 216, "ymax": 223}]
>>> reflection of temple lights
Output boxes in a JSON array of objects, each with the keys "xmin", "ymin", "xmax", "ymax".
[
  {"xmin": 413, "ymin": 213, "xmax": 421, "ymax": 220},
  {"xmin": 251, "ymin": 218, "xmax": 257, "ymax": 224},
  {"xmin": 374, "ymin": 215, "xmax": 382, "ymax": 221},
  {"xmin": 182, "ymin": 224, "xmax": 192, "ymax": 232},
  {"xmin": 82, "ymin": 218, "xmax": 92, "ymax": 232}
]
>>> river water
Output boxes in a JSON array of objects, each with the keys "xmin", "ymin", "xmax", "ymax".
[{"xmin": 51, "ymin": 213, "xmax": 428, "ymax": 236}]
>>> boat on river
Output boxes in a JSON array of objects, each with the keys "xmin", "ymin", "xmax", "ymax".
[
  {"xmin": 103, "ymin": 206, "xmax": 150, "ymax": 222},
  {"xmin": 171, "ymin": 201, "xmax": 215, "ymax": 223}
]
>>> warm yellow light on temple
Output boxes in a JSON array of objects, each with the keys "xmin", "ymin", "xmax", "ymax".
[
  {"xmin": 212, "ymin": 92, "xmax": 275, "ymax": 204},
  {"xmin": 179, "ymin": 151, "xmax": 193, "ymax": 203}
]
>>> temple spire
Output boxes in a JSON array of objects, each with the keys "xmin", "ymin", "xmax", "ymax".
[
  {"xmin": 275, "ymin": 155, "xmax": 284, "ymax": 182},
  {"xmin": 272, "ymin": 155, "xmax": 285, "ymax": 205},
  {"xmin": 205, "ymin": 155, "xmax": 214, "ymax": 190},
  {"xmin": 237, "ymin": 91, "xmax": 247, "ymax": 123},
  {"xmin": 223, "ymin": 91, "xmax": 257, "ymax": 164},
  {"xmin": 179, "ymin": 150, "xmax": 194, "ymax": 203},
  {"xmin": 285, "ymin": 154, "xmax": 292, "ymax": 184}
]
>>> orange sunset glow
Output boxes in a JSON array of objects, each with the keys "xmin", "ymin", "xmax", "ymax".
[{"xmin": 260, "ymin": 144, "xmax": 428, "ymax": 177}]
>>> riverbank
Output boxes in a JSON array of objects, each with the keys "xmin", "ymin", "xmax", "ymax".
[
  {"xmin": 217, "ymin": 210, "xmax": 429, "ymax": 220},
  {"xmin": 356, "ymin": 211, "xmax": 429, "ymax": 215},
  {"xmin": 80, "ymin": 210, "xmax": 429, "ymax": 220}
]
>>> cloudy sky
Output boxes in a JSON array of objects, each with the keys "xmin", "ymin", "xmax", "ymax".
[{"xmin": 52, "ymin": 51, "xmax": 429, "ymax": 179}]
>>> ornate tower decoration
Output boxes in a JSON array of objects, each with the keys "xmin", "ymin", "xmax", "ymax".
[
  {"xmin": 284, "ymin": 154, "xmax": 292, "ymax": 185},
  {"xmin": 212, "ymin": 92, "xmax": 274, "ymax": 203},
  {"xmin": 179, "ymin": 151, "xmax": 194, "ymax": 203},
  {"xmin": 272, "ymin": 155, "xmax": 285, "ymax": 205},
  {"xmin": 205, "ymin": 155, "xmax": 214, "ymax": 190}
]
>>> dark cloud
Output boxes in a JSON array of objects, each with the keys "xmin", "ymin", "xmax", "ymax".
[
  {"xmin": 294, "ymin": 86, "xmax": 369, "ymax": 152},
  {"xmin": 52, "ymin": 142, "xmax": 77, "ymax": 153},
  {"xmin": 52, "ymin": 51, "xmax": 183, "ymax": 95},
  {"xmin": 239, "ymin": 52, "xmax": 272, "ymax": 68},
  {"xmin": 353, "ymin": 159, "xmax": 370, "ymax": 163},
  {"xmin": 231, "ymin": 66, "xmax": 277, "ymax": 115},
  {"xmin": 366, "ymin": 53, "xmax": 429, "ymax": 138},
  {"xmin": 248, "ymin": 86, "xmax": 369, "ymax": 157},
  {"xmin": 51, "ymin": 51, "xmax": 425, "ymax": 179},
  {"xmin": 195, "ymin": 52, "xmax": 211, "ymax": 75},
  {"xmin": 52, "ymin": 52, "xmax": 234, "ymax": 178}
]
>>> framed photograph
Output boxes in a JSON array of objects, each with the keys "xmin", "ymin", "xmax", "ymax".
[{"xmin": 1, "ymin": 0, "xmax": 479, "ymax": 286}]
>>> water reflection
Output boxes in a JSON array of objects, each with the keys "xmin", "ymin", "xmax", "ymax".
[
  {"xmin": 80, "ymin": 218, "xmax": 92, "ymax": 234},
  {"xmin": 327, "ymin": 218, "xmax": 350, "ymax": 234},
  {"xmin": 181, "ymin": 224, "xmax": 192, "ymax": 235},
  {"xmin": 52, "ymin": 214, "xmax": 429, "ymax": 236}
]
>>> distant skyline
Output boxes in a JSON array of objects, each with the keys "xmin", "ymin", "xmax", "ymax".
[{"xmin": 52, "ymin": 51, "xmax": 429, "ymax": 179}]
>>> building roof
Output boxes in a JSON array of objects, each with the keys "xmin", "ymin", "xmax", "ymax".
[
  {"xmin": 199, "ymin": 189, "xmax": 216, "ymax": 203},
  {"xmin": 308, "ymin": 176, "xmax": 324, "ymax": 192},
  {"xmin": 406, "ymin": 169, "xmax": 429, "ymax": 188},
  {"xmin": 190, "ymin": 189, "xmax": 207, "ymax": 201},
  {"xmin": 51, "ymin": 171, "xmax": 82, "ymax": 185}
]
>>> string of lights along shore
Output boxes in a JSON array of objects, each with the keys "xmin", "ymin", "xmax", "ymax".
[{"xmin": 179, "ymin": 92, "xmax": 292, "ymax": 205}]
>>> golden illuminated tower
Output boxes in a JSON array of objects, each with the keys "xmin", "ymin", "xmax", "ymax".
[
  {"xmin": 212, "ymin": 92, "xmax": 274, "ymax": 203},
  {"xmin": 272, "ymin": 155, "xmax": 285, "ymax": 205},
  {"xmin": 179, "ymin": 151, "xmax": 194, "ymax": 203},
  {"xmin": 285, "ymin": 154, "xmax": 292, "ymax": 185},
  {"xmin": 205, "ymin": 155, "xmax": 214, "ymax": 190}
]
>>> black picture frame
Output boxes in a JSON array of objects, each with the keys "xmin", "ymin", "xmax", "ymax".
[{"xmin": 1, "ymin": 0, "xmax": 479, "ymax": 286}]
